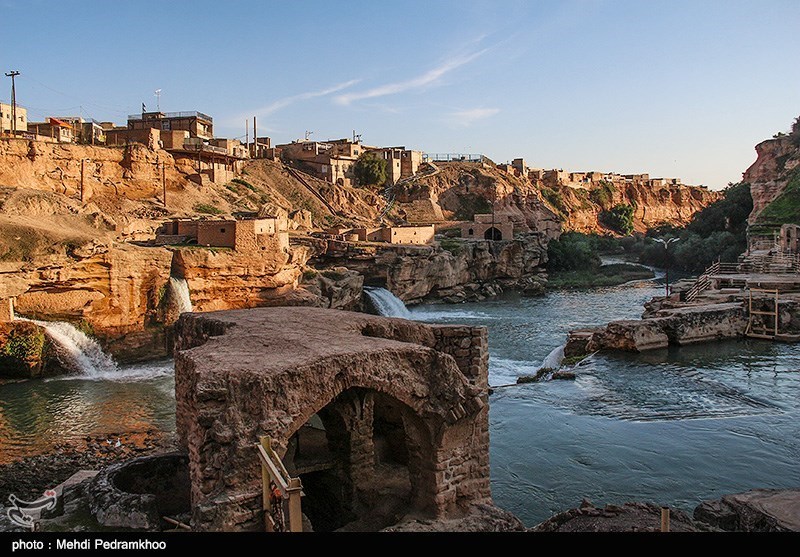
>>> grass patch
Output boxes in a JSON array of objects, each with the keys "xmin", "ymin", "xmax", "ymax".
[
  {"xmin": 321, "ymin": 269, "xmax": 348, "ymax": 281},
  {"xmin": 755, "ymin": 168, "xmax": 800, "ymax": 226},
  {"xmin": 232, "ymin": 177, "xmax": 258, "ymax": 192},
  {"xmin": 194, "ymin": 203, "xmax": 224, "ymax": 215},
  {"xmin": 548, "ymin": 262, "xmax": 654, "ymax": 289}
]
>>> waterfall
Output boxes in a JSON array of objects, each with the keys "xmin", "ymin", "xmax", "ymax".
[
  {"xmin": 539, "ymin": 344, "xmax": 565, "ymax": 371},
  {"xmin": 364, "ymin": 287, "xmax": 411, "ymax": 319},
  {"xmin": 17, "ymin": 318, "xmax": 117, "ymax": 376},
  {"xmin": 169, "ymin": 276, "xmax": 193, "ymax": 314}
]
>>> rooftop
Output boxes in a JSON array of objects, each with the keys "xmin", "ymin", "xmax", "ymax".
[{"xmin": 128, "ymin": 111, "xmax": 213, "ymax": 122}]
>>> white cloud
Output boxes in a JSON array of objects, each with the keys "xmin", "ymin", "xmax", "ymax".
[
  {"xmin": 449, "ymin": 107, "xmax": 500, "ymax": 126},
  {"xmin": 335, "ymin": 49, "xmax": 487, "ymax": 106},
  {"xmin": 247, "ymin": 79, "xmax": 361, "ymax": 118}
]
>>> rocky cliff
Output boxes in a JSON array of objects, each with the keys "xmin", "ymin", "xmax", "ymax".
[
  {"xmin": 318, "ymin": 234, "xmax": 549, "ymax": 305},
  {"xmin": 395, "ymin": 161, "xmax": 718, "ymax": 235},
  {"xmin": 743, "ymin": 133, "xmax": 800, "ymax": 229}
]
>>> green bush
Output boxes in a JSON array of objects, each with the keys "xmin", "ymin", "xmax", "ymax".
[
  {"xmin": 232, "ymin": 177, "xmax": 257, "ymax": 191},
  {"xmin": 194, "ymin": 203, "xmax": 224, "ymax": 215},
  {"xmin": 439, "ymin": 238, "xmax": 465, "ymax": 255},
  {"xmin": 600, "ymin": 204, "xmax": 635, "ymax": 235},
  {"xmin": 547, "ymin": 232, "xmax": 602, "ymax": 272},
  {"xmin": 541, "ymin": 186, "xmax": 569, "ymax": 216},
  {"xmin": 2, "ymin": 327, "xmax": 46, "ymax": 361},
  {"xmin": 353, "ymin": 151, "xmax": 388, "ymax": 187},
  {"xmin": 755, "ymin": 168, "xmax": 800, "ymax": 226}
]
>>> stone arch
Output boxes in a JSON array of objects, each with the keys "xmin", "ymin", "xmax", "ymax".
[
  {"xmin": 174, "ymin": 307, "xmax": 492, "ymax": 531},
  {"xmin": 484, "ymin": 226, "xmax": 502, "ymax": 240}
]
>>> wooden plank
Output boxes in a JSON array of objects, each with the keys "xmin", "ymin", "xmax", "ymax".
[
  {"xmin": 256, "ymin": 444, "xmax": 290, "ymax": 493},
  {"xmin": 287, "ymin": 478, "xmax": 303, "ymax": 532}
]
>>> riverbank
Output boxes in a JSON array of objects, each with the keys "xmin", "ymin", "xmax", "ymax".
[
  {"xmin": 0, "ymin": 430, "xmax": 175, "ymax": 502},
  {"xmin": 547, "ymin": 262, "xmax": 654, "ymax": 289}
]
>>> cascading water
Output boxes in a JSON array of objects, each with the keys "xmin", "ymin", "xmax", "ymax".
[
  {"xmin": 532, "ymin": 344, "xmax": 566, "ymax": 381},
  {"xmin": 17, "ymin": 318, "xmax": 117, "ymax": 376},
  {"xmin": 169, "ymin": 276, "xmax": 193, "ymax": 314},
  {"xmin": 363, "ymin": 287, "xmax": 411, "ymax": 319}
]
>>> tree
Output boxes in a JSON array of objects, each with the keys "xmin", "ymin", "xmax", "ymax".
[
  {"xmin": 600, "ymin": 203, "xmax": 635, "ymax": 235},
  {"xmin": 353, "ymin": 151, "xmax": 388, "ymax": 187}
]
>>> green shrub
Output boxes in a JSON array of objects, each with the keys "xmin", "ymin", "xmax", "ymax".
[
  {"xmin": 600, "ymin": 204, "xmax": 635, "ymax": 235},
  {"xmin": 755, "ymin": 169, "xmax": 800, "ymax": 226},
  {"xmin": 589, "ymin": 180, "xmax": 616, "ymax": 208},
  {"xmin": 232, "ymin": 177, "xmax": 257, "ymax": 191},
  {"xmin": 439, "ymin": 238, "xmax": 465, "ymax": 255},
  {"xmin": 547, "ymin": 232, "xmax": 602, "ymax": 272},
  {"xmin": 194, "ymin": 203, "xmax": 224, "ymax": 215},
  {"xmin": 2, "ymin": 327, "xmax": 46, "ymax": 361},
  {"xmin": 302, "ymin": 269, "xmax": 318, "ymax": 281},
  {"xmin": 540, "ymin": 186, "xmax": 569, "ymax": 216}
]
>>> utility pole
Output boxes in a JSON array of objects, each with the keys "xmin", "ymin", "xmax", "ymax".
[
  {"xmin": 5, "ymin": 71, "xmax": 20, "ymax": 135},
  {"xmin": 245, "ymin": 119, "xmax": 249, "ymax": 157},
  {"xmin": 80, "ymin": 158, "xmax": 85, "ymax": 202},
  {"xmin": 162, "ymin": 162, "xmax": 167, "ymax": 206},
  {"xmin": 253, "ymin": 117, "xmax": 257, "ymax": 159}
]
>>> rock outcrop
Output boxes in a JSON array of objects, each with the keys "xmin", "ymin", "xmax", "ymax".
[
  {"xmin": 694, "ymin": 489, "xmax": 800, "ymax": 532},
  {"xmin": 743, "ymin": 135, "xmax": 800, "ymax": 225},
  {"xmin": 320, "ymin": 235, "xmax": 549, "ymax": 305},
  {"xmin": 533, "ymin": 500, "xmax": 704, "ymax": 532},
  {"xmin": 567, "ymin": 300, "xmax": 748, "ymax": 355}
]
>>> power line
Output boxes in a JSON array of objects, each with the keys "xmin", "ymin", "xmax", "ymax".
[{"xmin": 20, "ymin": 73, "xmax": 134, "ymax": 116}]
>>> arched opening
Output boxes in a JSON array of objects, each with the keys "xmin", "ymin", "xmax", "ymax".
[
  {"xmin": 484, "ymin": 227, "xmax": 502, "ymax": 240},
  {"xmin": 283, "ymin": 388, "xmax": 432, "ymax": 532}
]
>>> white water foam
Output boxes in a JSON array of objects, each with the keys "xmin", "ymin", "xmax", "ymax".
[
  {"xmin": 19, "ymin": 318, "xmax": 117, "ymax": 376},
  {"xmin": 169, "ymin": 276, "xmax": 193, "ymax": 314},
  {"xmin": 364, "ymin": 287, "xmax": 411, "ymax": 319}
]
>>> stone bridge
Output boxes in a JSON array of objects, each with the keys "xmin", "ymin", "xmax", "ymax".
[{"xmin": 174, "ymin": 307, "xmax": 494, "ymax": 531}]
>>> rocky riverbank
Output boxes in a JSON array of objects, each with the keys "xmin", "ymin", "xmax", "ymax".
[{"xmin": 0, "ymin": 430, "xmax": 175, "ymax": 503}]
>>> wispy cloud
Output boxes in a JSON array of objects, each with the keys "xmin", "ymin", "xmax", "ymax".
[
  {"xmin": 448, "ymin": 107, "xmax": 500, "ymax": 127},
  {"xmin": 335, "ymin": 49, "xmax": 487, "ymax": 106},
  {"xmin": 250, "ymin": 79, "xmax": 361, "ymax": 118}
]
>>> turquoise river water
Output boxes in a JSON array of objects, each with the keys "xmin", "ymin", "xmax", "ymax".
[{"xmin": 1, "ymin": 275, "xmax": 798, "ymax": 526}]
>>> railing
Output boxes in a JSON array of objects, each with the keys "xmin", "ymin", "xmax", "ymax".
[
  {"xmin": 423, "ymin": 153, "xmax": 485, "ymax": 163},
  {"xmin": 128, "ymin": 111, "xmax": 213, "ymax": 122},
  {"xmin": 685, "ymin": 261, "xmax": 719, "ymax": 301},
  {"xmin": 256, "ymin": 436, "xmax": 303, "ymax": 532}
]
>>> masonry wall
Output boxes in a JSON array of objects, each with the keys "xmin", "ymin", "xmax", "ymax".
[
  {"xmin": 386, "ymin": 226, "xmax": 435, "ymax": 245},
  {"xmin": 197, "ymin": 221, "xmax": 236, "ymax": 248}
]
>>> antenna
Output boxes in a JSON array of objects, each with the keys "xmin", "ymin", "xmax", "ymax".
[
  {"xmin": 305, "ymin": 130, "xmax": 313, "ymax": 141},
  {"xmin": 154, "ymin": 89, "xmax": 162, "ymax": 112}
]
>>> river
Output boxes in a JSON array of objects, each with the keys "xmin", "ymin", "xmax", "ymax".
[{"xmin": 1, "ymin": 276, "xmax": 799, "ymax": 527}]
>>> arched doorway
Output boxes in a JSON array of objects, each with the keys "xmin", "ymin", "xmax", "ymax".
[
  {"xmin": 282, "ymin": 388, "xmax": 432, "ymax": 532},
  {"xmin": 484, "ymin": 227, "xmax": 502, "ymax": 240}
]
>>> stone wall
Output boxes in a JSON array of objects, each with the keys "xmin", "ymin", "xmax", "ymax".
[{"xmin": 173, "ymin": 307, "xmax": 493, "ymax": 531}]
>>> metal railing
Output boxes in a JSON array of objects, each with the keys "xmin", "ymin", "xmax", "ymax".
[
  {"xmin": 685, "ymin": 261, "xmax": 719, "ymax": 301},
  {"xmin": 423, "ymin": 153, "xmax": 485, "ymax": 163},
  {"xmin": 128, "ymin": 111, "xmax": 213, "ymax": 122}
]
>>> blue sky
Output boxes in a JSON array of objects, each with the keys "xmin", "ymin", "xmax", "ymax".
[{"xmin": 2, "ymin": 0, "xmax": 798, "ymax": 189}]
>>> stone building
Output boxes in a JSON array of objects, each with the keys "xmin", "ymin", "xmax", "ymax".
[
  {"xmin": 156, "ymin": 217, "xmax": 289, "ymax": 252},
  {"xmin": 128, "ymin": 111, "xmax": 213, "ymax": 140},
  {"xmin": 277, "ymin": 138, "xmax": 422, "ymax": 187},
  {"xmin": 0, "ymin": 102, "xmax": 27, "ymax": 135},
  {"xmin": 461, "ymin": 214, "xmax": 514, "ymax": 241},
  {"xmin": 332, "ymin": 225, "xmax": 435, "ymax": 245}
]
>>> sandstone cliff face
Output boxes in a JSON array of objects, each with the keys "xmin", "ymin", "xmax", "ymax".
[
  {"xmin": 397, "ymin": 162, "xmax": 718, "ymax": 235},
  {"xmin": 170, "ymin": 244, "xmax": 311, "ymax": 313},
  {"xmin": 5, "ymin": 243, "xmax": 173, "ymax": 361},
  {"xmin": 399, "ymin": 163, "xmax": 561, "ymax": 238},
  {"xmin": 743, "ymin": 136, "xmax": 800, "ymax": 224}
]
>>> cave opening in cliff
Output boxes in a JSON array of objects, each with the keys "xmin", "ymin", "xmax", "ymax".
[{"xmin": 285, "ymin": 388, "xmax": 429, "ymax": 532}]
